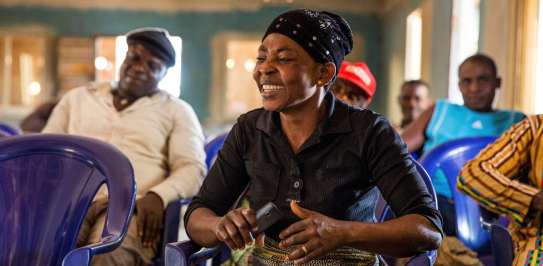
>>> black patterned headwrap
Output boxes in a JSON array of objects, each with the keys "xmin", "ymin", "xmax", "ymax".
[{"xmin": 263, "ymin": 9, "xmax": 353, "ymax": 79}]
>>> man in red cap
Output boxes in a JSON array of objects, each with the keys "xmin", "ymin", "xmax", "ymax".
[{"xmin": 331, "ymin": 61, "xmax": 376, "ymax": 109}]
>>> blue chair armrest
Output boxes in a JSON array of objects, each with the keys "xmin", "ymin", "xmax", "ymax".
[
  {"xmin": 165, "ymin": 241, "xmax": 219, "ymax": 266},
  {"xmin": 189, "ymin": 246, "xmax": 222, "ymax": 265},
  {"xmin": 0, "ymin": 123, "xmax": 20, "ymax": 136},
  {"xmin": 163, "ymin": 198, "xmax": 192, "ymax": 244},
  {"xmin": 405, "ymin": 250, "xmax": 437, "ymax": 266},
  {"xmin": 154, "ymin": 198, "xmax": 192, "ymax": 266},
  {"xmin": 165, "ymin": 241, "xmax": 199, "ymax": 266},
  {"xmin": 165, "ymin": 241, "xmax": 230, "ymax": 266},
  {"xmin": 62, "ymin": 234, "xmax": 124, "ymax": 266},
  {"xmin": 481, "ymin": 220, "xmax": 513, "ymax": 266}
]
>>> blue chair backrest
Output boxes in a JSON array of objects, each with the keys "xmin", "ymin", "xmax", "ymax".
[
  {"xmin": 204, "ymin": 133, "xmax": 228, "ymax": 169},
  {"xmin": 0, "ymin": 134, "xmax": 136, "ymax": 266},
  {"xmin": 0, "ymin": 123, "xmax": 20, "ymax": 137},
  {"xmin": 489, "ymin": 223, "xmax": 514, "ymax": 266},
  {"xmin": 419, "ymin": 136, "xmax": 497, "ymax": 252},
  {"xmin": 154, "ymin": 132, "xmax": 229, "ymax": 266},
  {"xmin": 377, "ymin": 160, "xmax": 437, "ymax": 222},
  {"xmin": 371, "ymin": 160, "xmax": 440, "ymax": 266}
]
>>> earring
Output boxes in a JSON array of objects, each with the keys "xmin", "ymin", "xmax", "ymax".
[{"xmin": 317, "ymin": 81, "xmax": 323, "ymax": 86}]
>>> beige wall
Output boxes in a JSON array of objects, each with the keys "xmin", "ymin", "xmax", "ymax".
[
  {"xmin": 380, "ymin": 0, "xmax": 452, "ymax": 124},
  {"xmin": 479, "ymin": 0, "xmax": 516, "ymax": 110},
  {"xmin": 480, "ymin": 0, "xmax": 540, "ymax": 114}
]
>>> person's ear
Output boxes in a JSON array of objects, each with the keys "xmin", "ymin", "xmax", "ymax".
[
  {"xmin": 318, "ymin": 62, "xmax": 336, "ymax": 87},
  {"xmin": 495, "ymin": 77, "xmax": 502, "ymax": 89},
  {"xmin": 157, "ymin": 66, "xmax": 168, "ymax": 80}
]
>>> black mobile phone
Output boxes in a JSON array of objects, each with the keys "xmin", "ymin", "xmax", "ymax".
[{"xmin": 254, "ymin": 202, "xmax": 283, "ymax": 235}]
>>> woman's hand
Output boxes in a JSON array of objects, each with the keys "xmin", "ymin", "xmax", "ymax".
[
  {"xmin": 213, "ymin": 208, "xmax": 258, "ymax": 250},
  {"xmin": 279, "ymin": 201, "xmax": 349, "ymax": 265}
]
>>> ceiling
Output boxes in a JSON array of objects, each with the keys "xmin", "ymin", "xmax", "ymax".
[{"xmin": 0, "ymin": 0, "xmax": 401, "ymax": 15}]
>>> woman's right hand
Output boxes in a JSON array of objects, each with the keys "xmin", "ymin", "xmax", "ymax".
[{"xmin": 213, "ymin": 208, "xmax": 258, "ymax": 250}]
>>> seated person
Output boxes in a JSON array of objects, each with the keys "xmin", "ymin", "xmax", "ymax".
[
  {"xmin": 401, "ymin": 54, "xmax": 525, "ymax": 236},
  {"xmin": 330, "ymin": 60, "xmax": 380, "ymax": 223},
  {"xmin": 397, "ymin": 80, "xmax": 431, "ymax": 129},
  {"xmin": 330, "ymin": 61, "xmax": 376, "ymax": 109},
  {"xmin": 397, "ymin": 80, "xmax": 432, "ymax": 157},
  {"xmin": 185, "ymin": 9, "xmax": 442, "ymax": 265},
  {"xmin": 20, "ymin": 100, "xmax": 58, "ymax": 133},
  {"xmin": 43, "ymin": 27, "xmax": 207, "ymax": 265},
  {"xmin": 458, "ymin": 115, "xmax": 543, "ymax": 266}
]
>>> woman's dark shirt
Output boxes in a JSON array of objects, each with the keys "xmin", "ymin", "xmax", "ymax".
[{"xmin": 185, "ymin": 92, "xmax": 443, "ymax": 240}]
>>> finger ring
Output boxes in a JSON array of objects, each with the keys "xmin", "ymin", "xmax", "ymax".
[{"xmin": 301, "ymin": 245, "xmax": 308, "ymax": 255}]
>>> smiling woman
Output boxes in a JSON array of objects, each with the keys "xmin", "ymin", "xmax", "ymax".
[
  {"xmin": 185, "ymin": 9, "xmax": 443, "ymax": 266},
  {"xmin": 253, "ymin": 33, "xmax": 328, "ymax": 114}
]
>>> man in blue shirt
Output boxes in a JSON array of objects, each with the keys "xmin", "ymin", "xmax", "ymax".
[{"xmin": 401, "ymin": 54, "xmax": 525, "ymax": 235}]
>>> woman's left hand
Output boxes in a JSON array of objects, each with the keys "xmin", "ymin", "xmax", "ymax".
[{"xmin": 278, "ymin": 201, "xmax": 349, "ymax": 265}]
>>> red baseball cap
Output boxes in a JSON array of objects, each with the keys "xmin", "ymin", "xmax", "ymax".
[{"xmin": 337, "ymin": 61, "xmax": 376, "ymax": 101}]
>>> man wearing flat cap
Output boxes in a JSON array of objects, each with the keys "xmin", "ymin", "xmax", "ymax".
[{"xmin": 44, "ymin": 28, "xmax": 206, "ymax": 265}]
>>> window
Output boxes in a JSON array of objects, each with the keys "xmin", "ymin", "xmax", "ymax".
[
  {"xmin": 57, "ymin": 37, "xmax": 94, "ymax": 96},
  {"xmin": 209, "ymin": 33, "xmax": 262, "ymax": 125},
  {"xmin": 0, "ymin": 31, "xmax": 55, "ymax": 127},
  {"xmin": 405, "ymin": 9, "xmax": 422, "ymax": 80},
  {"xmin": 0, "ymin": 35, "xmax": 50, "ymax": 108},
  {"xmin": 448, "ymin": 0, "xmax": 480, "ymax": 104},
  {"xmin": 222, "ymin": 39, "xmax": 261, "ymax": 119},
  {"xmin": 94, "ymin": 35, "xmax": 182, "ymax": 97}
]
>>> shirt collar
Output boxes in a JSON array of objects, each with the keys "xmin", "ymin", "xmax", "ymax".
[
  {"xmin": 89, "ymin": 81, "xmax": 170, "ymax": 111},
  {"xmin": 256, "ymin": 91, "xmax": 352, "ymax": 137}
]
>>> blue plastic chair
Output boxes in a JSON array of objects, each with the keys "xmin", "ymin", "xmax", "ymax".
[
  {"xmin": 166, "ymin": 241, "xmax": 229, "ymax": 266},
  {"xmin": 377, "ymin": 160, "xmax": 438, "ymax": 266},
  {"xmin": 153, "ymin": 198, "xmax": 193, "ymax": 266},
  {"xmin": 204, "ymin": 133, "xmax": 230, "ymax": 169},
  {"xmin": 155, "ymin": 133, "xmax": 229, "ymax": 266},
  {"xmin": 485, "ymin": 222, "xmax": 513, "ymax": 266},
  {"xmin": 166, "ymin": 161, "xmax": 438, "ymax": 266},
  {"xmin": 0, "ymin": 122, "xmax": 20, "ymax": 137},
  {"xmin": 0, "ymin": 134, "xmax": 136, "ymax": 266},
  {"xmin": 419, "ymin": 136, "xmax": 497, "ymax": 253}
]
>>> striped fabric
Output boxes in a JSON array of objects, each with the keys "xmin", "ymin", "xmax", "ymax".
[
  {"xmin": 251, "ymin": 237, "xmax": 378, "ymax": 266},
  {"xmin": 458, "ymin": 115, "xmax": 543, "ymax": 266}
]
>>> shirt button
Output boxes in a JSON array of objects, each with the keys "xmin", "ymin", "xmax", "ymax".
[{"xmin": 293, "ymin": 181, "xmax": 300, "ymax": 189}]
